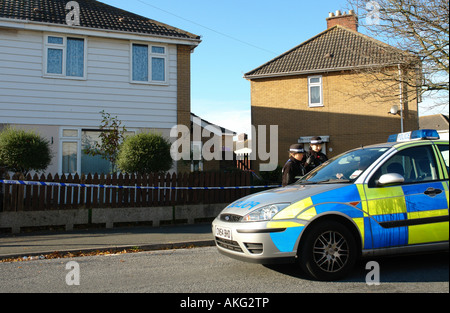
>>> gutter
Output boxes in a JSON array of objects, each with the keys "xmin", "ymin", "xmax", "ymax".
[
  {"xmin": 0, "ymin": 18, "xmax": 201, "ymax": 47},
  {"xmin": 243, "ymin": 63, "xmax": 412, "ymax": 80}
]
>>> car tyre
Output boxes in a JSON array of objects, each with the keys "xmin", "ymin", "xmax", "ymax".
[{"xmin": 298, "ymin": 220, "xmax": 358, "ymax": 281}]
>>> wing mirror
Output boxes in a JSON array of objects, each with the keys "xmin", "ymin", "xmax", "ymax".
[{"xmin": 377, "ymin": 173, "xmax": 405, "ymax": 186}]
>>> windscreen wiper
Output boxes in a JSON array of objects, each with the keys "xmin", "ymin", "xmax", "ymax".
[{"xmin": 315, "ymin": 179, "xmax": 352, "ymax": 184}]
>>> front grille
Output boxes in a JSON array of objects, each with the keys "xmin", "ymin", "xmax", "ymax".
[
  {"xmin": 215, "ymin": 237, "xmax": 243, "ymax": 253},
  {"xmin": 220, "ymin": 214, "xmax": 243, "ymax": 222},
  {"xmin": 244, "ymin": 243, "xmax": 263, "ymax": 254}
]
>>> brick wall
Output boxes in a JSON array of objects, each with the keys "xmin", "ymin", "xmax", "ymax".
[
  {"xmin": 251, "ymin": 69, "xmax": 418, "ymax": 170},
  {"xmin": 177, "ymin": 45, "xmax": 191, "ymax": 129},
  {"xmin": 177, "ymin": 45, "xmax": 192, "ymax": 173},
  {"xmin": 326, "ymin": 12, "xmax": 358, "ymax": 32}
]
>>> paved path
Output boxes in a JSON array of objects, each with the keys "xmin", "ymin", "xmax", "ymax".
[{"xmin": 0, "ymin": 224, "xmax": 214, "ymax": 259}]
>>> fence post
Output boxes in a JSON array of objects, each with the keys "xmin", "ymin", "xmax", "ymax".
[
  {"xmin": 45, "ymin": 173, "xmax": 52, "ymax": 210},
  {"xmin": 66, "ymin": 174, "xmax": 73, "ymax": 210},
  {"xmin": 111, "ymin": 173, "xmax": 117, "ymax": 208},
  {"xmin": 170, "ymin": 172, "xmax": 176, "ymax": 206},
  {"xmin": 52, "ymin": 173, "xmax": 59, "ymax": 210},
  {"xmin": 15, "ymin": 174, "xmax": 24, "ymax": 211}
]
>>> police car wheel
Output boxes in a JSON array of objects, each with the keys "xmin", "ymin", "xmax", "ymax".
[{"xmin": 298, "ymin": 220, "xmax": 357, "ymax": 281}]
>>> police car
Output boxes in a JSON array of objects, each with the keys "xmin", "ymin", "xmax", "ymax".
[{"xmin": 212, "ymin": 129, "xmax": 449, "ymax": 281}]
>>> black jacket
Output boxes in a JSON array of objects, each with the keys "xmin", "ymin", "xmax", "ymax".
[
  {"xmin": 304, "ymin": 151, "xmax": 328, "ymax": 173},
  {"xmin": 282, "ymin": 156, "xmax": 306, "ymax": 187}
]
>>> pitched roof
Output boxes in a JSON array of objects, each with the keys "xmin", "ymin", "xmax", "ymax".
[
  {"xmin": 419, "ymin": 114, "xmax": 449, "ymax": 131},
  {"xmin": 244, "ymin": 25, "xmax": 415, "ymax": 79},
  {"xmin": 191, "ymin": 113, "xmax": 236, "ymax": 136},
  {"xmin": 0, "ymin": 0, "xmax": 200, "ymax": 41}
]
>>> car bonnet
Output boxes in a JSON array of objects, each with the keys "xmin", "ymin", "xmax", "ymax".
[{"xmin": 221, "ymin": 183, "xmax": 348, "ymax": 216}]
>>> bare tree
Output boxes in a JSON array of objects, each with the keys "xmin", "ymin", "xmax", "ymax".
[{"xmin": 347, "ymin": 0, "xmax": 449, "ymax": 111}]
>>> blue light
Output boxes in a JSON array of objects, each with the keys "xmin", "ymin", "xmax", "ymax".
[
  {"xmin": 387, "ymin": 134, "xmax": 398, "ymax": 142},
  {"xmin": 411, "ymin": 129, "xmax": 440, "ymax": 140},
  {"xmin": 387, "ymin": 129, "xmax": 440, "ymax": 142}
]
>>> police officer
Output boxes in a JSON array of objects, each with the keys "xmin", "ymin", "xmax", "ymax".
[
  {"xmin": 304, "ymin": 136, "xmax": 328, "ymax": 173},
  {"xmin": 282, "ymin": 144, "xmax": 306, "ymax": 187}
]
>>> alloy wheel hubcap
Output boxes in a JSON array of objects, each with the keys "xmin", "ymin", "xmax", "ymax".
[{"xmin": 313, "ymin": 230, "xmax": 349, "ymax": 273}]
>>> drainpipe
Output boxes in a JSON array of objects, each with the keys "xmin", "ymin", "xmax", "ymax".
[{"xmin": 398, "ymin": 64, "xmax": 404, "ymax": 132}]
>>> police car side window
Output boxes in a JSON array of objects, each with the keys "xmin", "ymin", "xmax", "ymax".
[
  {"xmin": 369, "ymin": 145, "xmax": 438, "ymax": 187},
  {"xmin": 437, "ymin": 144, "xmax": 449, "ymax": 176}
]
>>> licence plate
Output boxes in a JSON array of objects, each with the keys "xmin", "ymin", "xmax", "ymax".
[{"xmin": 215, "ymin": 226, "xmax": 232, "ymax": 240}]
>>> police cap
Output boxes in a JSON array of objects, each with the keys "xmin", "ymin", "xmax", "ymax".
[{"xmin": 289, "ymin": 144, "xmax": 305, "ymax": 153}]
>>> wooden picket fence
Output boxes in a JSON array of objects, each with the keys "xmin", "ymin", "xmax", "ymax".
[{"xmin": 1, "ymin": 171, "xmax": 251, "ymax": 212}]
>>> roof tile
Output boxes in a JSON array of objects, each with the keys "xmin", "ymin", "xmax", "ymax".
[
  {"xmin": 245, "ymin": 26, "xmax": 414, "ymax": 78},
  {"xmin": 0, "ymin": 0, "xmax": 200, "ymax": 40}
]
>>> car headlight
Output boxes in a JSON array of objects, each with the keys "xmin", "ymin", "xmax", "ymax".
[{"xmin": 242, "ymin": 203, "xmax": 291, "ymax": 222}]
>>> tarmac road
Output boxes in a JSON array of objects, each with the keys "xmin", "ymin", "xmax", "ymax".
[{"xmin": 0, "ymin": 245, "xmax": 448, "ymax": 293}]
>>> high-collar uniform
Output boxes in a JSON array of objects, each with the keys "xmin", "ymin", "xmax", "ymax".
[
  {"xmin": 305, "ymin": 150, "xmax": 328, "ymax": 173},
  {"xmin": 282, "ymin": 156, "xmax": 306, "ymax": 187}
]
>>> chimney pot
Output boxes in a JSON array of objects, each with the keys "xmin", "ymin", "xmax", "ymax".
[{"xmin": 327, "ymin": 9, "xmax": 358, "ymax": 32}]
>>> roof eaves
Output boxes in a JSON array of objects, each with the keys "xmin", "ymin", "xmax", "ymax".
[
  {"xmin": 244, "ymin": 62, "xmax": 409, "ymax": 80},
  {"xmin": 0, "ymin": 17, "xmax": 201, "ymax": 46}
]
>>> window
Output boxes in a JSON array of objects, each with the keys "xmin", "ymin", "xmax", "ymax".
[
  {"xmin": 437, "ymin": 144, "xmax": 449, "ymax": 176},
  {"xmin": 191, "ymin": 142, "xmax": 203, "ymax": 171},
  {"xmin": 369, "ymin": 145, "xmax": 439, "ymax": 187},
  {"xmin": 60, "ymin": 128, "xmax": 80, "ymax": 174},
  {"xmin": 131, "ymin": 43, "xmax": 167, "ymax": 83},
  {"xmin": 308, "ymin": 76, "xmax": 323, "ymax": 107},
  {"xmin": 60, "ymin": 128, "xmax": 136, "ymax": 175},
  {"xmin": 45, "ymin": 35, "xmax": 86, "ymax": 78},
  {"xmin": 81, "ymin": 130, "xmax": 114, "ymax": 175}
]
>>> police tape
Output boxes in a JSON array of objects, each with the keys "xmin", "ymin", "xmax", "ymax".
[{"xmin": 0, "ymin": 179, "xmax": 281, "ymax": 190}]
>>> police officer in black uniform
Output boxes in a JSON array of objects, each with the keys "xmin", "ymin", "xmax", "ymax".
[
  {"xmin": 282, "ymin": 144, "xmax": 306, "ymax": 187},
  {"xmin": 304, "ymin": 136, "xmax": 328, "ymax": 173}
]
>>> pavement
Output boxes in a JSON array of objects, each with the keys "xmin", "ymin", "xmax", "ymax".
[{"xmin": 0, "ymin": 223, "xmax": 215, "ymax": 260}]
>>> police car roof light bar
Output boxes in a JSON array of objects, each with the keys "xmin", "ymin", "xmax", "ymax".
[{"xmin": 387, "ymin": 129, "xmax": 440, "ymax": 142}]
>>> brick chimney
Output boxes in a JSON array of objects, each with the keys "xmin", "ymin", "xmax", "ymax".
[{"xmin": 326, "ymin": 10, "xmax": 358, "ymax": 32}]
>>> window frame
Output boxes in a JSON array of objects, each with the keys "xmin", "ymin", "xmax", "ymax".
[
  {"xmin": 43, "ymin": 34, "xmax": 87, "ymax": 80},
  {"xmin": 436, "ymin": 143, "xmax": 449, "ymax": 177},
  {"xmin": 59, "ymin": 127, "xmax": 138, "ymax": 175},
  {"xmin": 308, "ymin": 75, "xmax": 323, "ymax": 107},
  {"xmin": 130, "ymin": 42, "xmax": 168, "ymax": 85},
  {"xmin": 367, "ymin": 145, "xmax": 440, "ymax": 187},
  {"xmin": 59, "ymin": 128, "xmax": 82, "ymax": 175}
]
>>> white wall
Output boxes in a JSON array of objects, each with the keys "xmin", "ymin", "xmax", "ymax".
[
  {"xmin": 0, "ymin": 28, "xmax": 180, "ymax": 174},
  {"xmin": 0, "ymin": 29, "xmax": 178, "ymax": 129}
]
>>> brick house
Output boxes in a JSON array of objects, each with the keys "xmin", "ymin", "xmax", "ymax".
[
  {"xmin": 0, "ymin": 0, "xmax": 200, "ymax": 174},
  {"xmin": 244, "ymin": 11, "xmax": 420, "ymax": 171}
]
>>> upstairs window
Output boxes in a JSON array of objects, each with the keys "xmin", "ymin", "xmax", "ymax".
[
  {"xmin": 308, "ymin": 75, "xmax": 323, "ymax": 107},
  {"xmin": 132, "ymin": 43, "xmax": 167, "ymax": 84},
  {"xmin": 45, "ymin": 35, "xmax": 86, "ymax": 78}
]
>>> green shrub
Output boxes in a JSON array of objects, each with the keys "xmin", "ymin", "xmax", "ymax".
[
  {"xmin": 117, "ymin": 132, "xmax": 173, "ymax": 174},
  {"xmin": 0, "ymin": 127, "xmax": 52, "ymax": 174}
]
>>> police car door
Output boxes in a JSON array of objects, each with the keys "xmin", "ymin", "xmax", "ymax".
[{"xmin": 364, "ymin": 143, "xmax": 449, "ymax": 249}]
